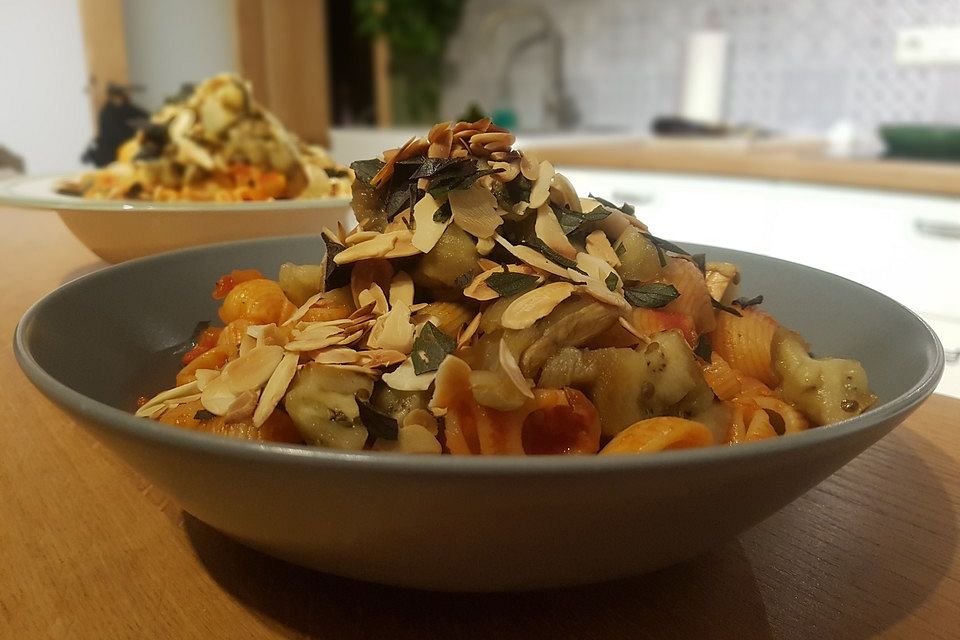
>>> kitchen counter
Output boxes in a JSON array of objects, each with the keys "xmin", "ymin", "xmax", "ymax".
[
  {"xmin": 2, "ymin": 207, "xmax": 960, "ymax": 638},
  {"xmin": 528, "ymin": 139, "xmax": 960, "ymax": 198}
]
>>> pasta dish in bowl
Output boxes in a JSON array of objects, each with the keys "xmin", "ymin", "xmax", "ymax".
[{"xmin": 14, "ymin": 120, "xmax": 943, "ymax": 590}]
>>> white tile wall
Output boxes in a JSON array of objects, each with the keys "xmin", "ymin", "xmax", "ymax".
[{"xmin": 441, "ymin": 0, "xmax": 960, "ymax": 133}]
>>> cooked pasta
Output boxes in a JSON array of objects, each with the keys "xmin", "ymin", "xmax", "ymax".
[
  {"xmin": 58, "ymin": 74, "xmax": 353, "ymax": 202},
  {"xmin": 136, "ymin": 118, "xmax": 878, "ymax": 455}
]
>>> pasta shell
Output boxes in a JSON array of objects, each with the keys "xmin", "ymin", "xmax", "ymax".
[
  {"xmin": 712, "ymin": 307, "xmax": 780, "ymax": 387},
  {"xmin": 600, "ymin": 417, "xmax": 714, "ymax": 454}
]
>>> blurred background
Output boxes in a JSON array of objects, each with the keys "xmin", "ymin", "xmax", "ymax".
[{"xmin": 1, "ymin": 0, "xmax": 958, "ymax": 393}]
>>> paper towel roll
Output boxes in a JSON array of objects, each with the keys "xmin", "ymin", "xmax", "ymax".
[{"xmin": 680, "ymin": 31, "xmax": 728, "ymax": 124}]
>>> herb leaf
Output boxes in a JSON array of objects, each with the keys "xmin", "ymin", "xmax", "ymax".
[
  {"xmin": 193, "ymin": 409, "xmax": 215, "ymax": 421},
  {"xmin": 691, "ymin": 253, "xmax": 706, "ymax": 274},
  {"xmin": 433, "ymin": 200, "xmax": 452, "ymax": 223},
  {"xmin": 323, "ymin": 235, "xmax": 352, "ymax": 290},
  {"xmin": 712, "ymin": 298, "xmax": 743, "ymax": 317},
  {"xmin": 350, "ymin": 159, "xmax": 385, "ymax": 185},
  {"xmin": 643, "ymin": 232, "xmax": 690, "ymax": 257},
  {"xmin": 589, "ymin": 193, "xmax": 635, "ymax": 216},
  {"xmin": 411, "ymin": 321, "xmax": 457, "ymax": 375},
  {"xmin": 605, "ymin": 271, "xmax": 620, "ymax": 291},
  {"xmin": 694, "ymin": 334, "xmax": 712, "ymax": 362},
  {"xmin": 525, "ymin": 238, "xmax": 585, "ymax": 274},
  {"xmin": 733, "ymin": 294, "xmax": 764, "ymax": 309},
  {"xmin": 357, "ymin": 399, "xmax": 399, "ymax": 441},
  {"xmin": 550, "ymin": 203, "xmax": 610, "ymax": 235},
  {"xmin": 408, "ymin": 157, "xmax": 470, "ymax": 180},
  {"xmin": 486, "ymin": 272, "xmax": 539, "ymax": 298},
  {"xmin": 428, "ymin": 167, "xmax": 503, "ymax": 199},
  {"xmin": 623, "ymin": 283, "xmax": 680, "ymax": 308}
]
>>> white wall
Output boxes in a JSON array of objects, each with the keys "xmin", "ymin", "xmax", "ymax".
[
  {"xmin": 122, "ymin": 0, "xmax": 236, "ymax": 111},
  {"xmin": 0, "ymin": 0, "xmax": 93, "ymax": 174}
]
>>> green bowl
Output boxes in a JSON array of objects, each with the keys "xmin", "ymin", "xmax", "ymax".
[{"xmin": 880, "ymin": 124, "xmax": 960, "ymax": 161}]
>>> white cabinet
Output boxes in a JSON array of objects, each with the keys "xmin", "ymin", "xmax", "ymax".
[{"xmin": 562, "ymin": 167, "xmax": 960, "ymax": 397}]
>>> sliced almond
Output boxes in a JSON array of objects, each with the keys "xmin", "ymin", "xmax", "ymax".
[
  {"xmin": 221, "ymin": 345, "xmax": 284, "ymax": 393},
  {"xmin": 402, "ymin": 408, "xmax": 439, "ymax": 436},
  {"xmin": 367, "ymin": 300, "xmax": 414, "ymax": 353},
  {"xmin": 494, "ymin": 235, "xmax": 572, "ymax": 280},
  {"xmin": 586, "ymin": 229, "xmax": 622, "ymax": 268},
  {"xmin": 326, "ymin": 363, "xmax": 379, "ymax": 377},
  {"xmin": 449, "ymin": 184, "xmax": 502, "ymax": 238},
  {"xmin": 135, "ymin": 380, "xmax": 201, "ymax": 418},
  {"xmin": 381, "ymin": 358, "xmax": 437, "ymax": 391},
  {"xmin": 313, "ymin": 348, "xmax": 360, "ymax": 364},
  {"xmin": 535, "ymin": 203, "xmax": 577, "ymax": 259},
  {"xmin": 389, "ymin": 271, "xmax": 414, "ymax": 308},
  {"xmin": 705, "ymin": 261, "xmax": 739, "ymax": 302},
  {"xmin": 520, "ymin": 151, "xmax": 540, "ymax": 181},
  {"xmin": 490, "ymin": 160, "xmax": 519, "ymax": 182},
  {"xmin": 285, "ymin": 324, "xmax": 343, "ymax": 351},
  {"xmin": 351, "ymin": 260, "xmax": 393, "ymax": 309},
  {"xmin": 193, "ymin": 368, "xmax": 220, "ymax": 391},
  {"xmin": 498, "ymin": 339, "xmax": 534, "ymax": 399},
  {"xmin": 238, "ymin": 333, "xmax": 256, "ymax": 357},
  {"xmin": 457, "ymin": 312, "xmax": 482, "ymax": 348},
  {"xmin": 411, "ymin": 193, "xmax": 450, "ymax": 253},
  {"xmin": 252, "ymin": 352, "xmax": 299, "ymax": 427},
  {"xmin": 334, "ymin": 233, "xmax": 397, "ymax": 264},
  {"xmin": 282, "ymin": 291, "xmax": 325, "ymax": 327},
  {"xmin": 200, "ymin": 374, "xmax": 237, "ymax": 416},
  {"xmin": 549, "ymin": 172, "xmax": 581, "ymax": 211},
  {"xmin": 501, "ymin": 282, "xmax": 575, "ymax": 330},
  {"xmin": 224, "ymin": 390, "xmax": 259, "ymax": 424},
  {"xmin": 476, "ymin": 235, "xmax": 495, "ymax": 256},
  {"xmin": 528, "ymin": 161, "xmax": 555, "ymax": 208},
  {"xmin": 576, "ymin": 252, "xmax": 617, "ymax": 283},
  {"xmin": 577, "ymin": 281, "xmax": 631, "ymax": 313},
  {"xmin": 357, "ymin": 283, "xmax": 389, "ymax": 316},
  {"xmin": 344, "ymin": 229, "xmax": 380, "ymax": 246},
  {"xmin": 383, "ymin": 229, "xmax": 422, "ymax": 258},
  {"xmin": 357, "ymin": 349, "xmax": 408, "ymax": 368},
  {"xmin": 477, "ymin": 258, "xmax": 500, "ymax": 271},
  {"xmin": 463, "ymin": 263, "xmax": 539, "ymax": 301}
]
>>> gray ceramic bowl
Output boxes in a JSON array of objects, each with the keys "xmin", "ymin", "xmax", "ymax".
[{"xmin": 14, "ymin": 235, "xmax": 944, "ymax": 591}]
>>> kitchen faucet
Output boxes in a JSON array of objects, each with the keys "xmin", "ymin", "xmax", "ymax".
[{"xmin": 479, "ymin": 5, "xmax": 580, "ymax": 130}]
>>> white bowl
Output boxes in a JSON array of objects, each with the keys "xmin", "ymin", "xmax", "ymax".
[
  {"xmin": 14, "ymin": 236, "xmax": 944, "ymax": 591},
  {"xmin": 0, "ymin": 174, "xmax": 352, "ymax": 263}
]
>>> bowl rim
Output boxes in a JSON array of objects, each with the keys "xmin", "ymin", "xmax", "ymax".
[
  {"xmin": 0, "ymin": 174, "xmax": 351, "ymax": 213},
  {"xmin": 13, "ymin": 234, "xmax": 945, "ymax": 475}
]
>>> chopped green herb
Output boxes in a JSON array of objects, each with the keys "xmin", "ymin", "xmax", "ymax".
[
  {"xmin": 357, "ymin": 399, "xmax": 399, "ymax": 441},
  {"xmin": 550, "ymin": 203, "xmax": 611, "ymax": 235},
  {"xmin": 589, "ymin": 193, "xmax": 635, "ymax": 216},
  {"xmin": 193, "ymin": 409, "xmax": 215, "ymax": 421},
  {"xmin": 694, "ymin": 334, "xmax": 712, "ymax": 362},
  {"xmin": 407, "ymin": 157, "xmax": 470, "ymax": 180},
  {"xmin": 350, "ymin": 158, "xmax": 385, "ymax": 185},
  {"xmin": 525, "ymin": 238, "xmax": 585, "ymax": 274},
  {"xmin": 411, "ymin": 321, "xmax": 457, "ymax": 375},
  {"xmin": 604, "ymin": 271, "xmax": 620, "ymax": 291},
  {"xmin": 323, "ymin": 235, "xmax": 352, "ymax": 289},
  {"xmin": 454, "ymin": 271, "xmax": 474, "ymax": 289},
  {"xmin": 428, "ymin": 167, "xmax": 503, "ymax": 199},
  {"xmin": 643, "ymin": 232, "xmax": 690, "ymax": 257},
  {"xmin": 486, "ymin": 272, "xmax": 539, "ymax": 298},
  {"xmin": 614, "ymin": 242, "xmax": 626, "ymax": 258},
  {"xmin": 623, "ymin": 283, "xmax": 680, "ymax": 308},
  {"xmin": 733, "ymin": 294, "xmax": 764, "ymax": 309},
  {"xmin": 712, "ymin": 298, "xmax": 743, "ymax": 317},
  {"xmin": 433, "ymin": 200, "xmax": 452, "ymax": 223}
]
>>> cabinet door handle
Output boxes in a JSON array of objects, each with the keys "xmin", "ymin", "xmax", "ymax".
[{"xmin": 914, "ymin": 219, "xmax": 960, "ymax": 240}]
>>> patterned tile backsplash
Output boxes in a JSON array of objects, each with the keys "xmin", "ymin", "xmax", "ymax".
[{"xmin": 440, "ymin": 0, "xmax": 960, "ymax": 133}]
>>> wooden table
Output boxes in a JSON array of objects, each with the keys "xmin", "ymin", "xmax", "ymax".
[{"xmin": 2, "ymin": 207, "xmax": 958, "ymax": 639}]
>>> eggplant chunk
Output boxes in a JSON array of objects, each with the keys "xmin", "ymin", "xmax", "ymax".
[
  {"xmin": 539, "ymin": 330, "xmax": 713, "ymax": 437},
  {"xmin": 284, "ymin": 363, "xmax": 373, "ymax": 449}
]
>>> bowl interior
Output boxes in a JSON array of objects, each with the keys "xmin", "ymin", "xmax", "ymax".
[{"xmin": 20, "ymin": 235, "xmax": 941, "ymax": 425}]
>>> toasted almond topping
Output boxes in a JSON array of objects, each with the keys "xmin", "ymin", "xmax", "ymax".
[
  {"xmin": 200, "ymin": 374, "xmax": 237, "ymax": 416},
  {"xmin": 358, "ymin": 283, "xmax": 389, "ymax": 315},
  {"xmin": 193, "ymin": 369, "xmax": 220, "ymax": 391},
  {"xmin": 252, "ymin": 352, "xmax": 299, "ymax": 427},
  {"xmin": 344, "ymin": 229, "xmax": 380, "ymax": 246},
  {"xmin": 282, "ymin": 291, "xmax": 325, "ymax": 327},
  {"xmin": 285, "ymin": 324, "xmax": 343, "ymax": 351},
  {"xmin": 586, "ymin": 229, "xmax": 622, "ymax": 268},
  {"xmin": 389, "ymin": 271, "xmax": 415, "ymax": 308},
  {"xmin": 313, "ymin": 348, "xmax": 360, "ymax": 364},
  {"xmin": 577, "ymin": 281, "xmax": 631, "ymax": 312},
  {"xmin": 457, "ymin": 312, "xmax": 483, "ymax": 348},
  {"xmin": 334, "ymin": 233, "xmax": 397, "ymax": 264},
  {"xmin": 501, "ymin": 282, "xmax": 576, "ymax": 330},
  {"xmin": 321, "ymin": 226, "xmax": 340, "ymax": 245},
  {"xmin": 494, "ymin": 235, "xmax": 572, "ymax": 279},
  {"xmin": 463, "ymin": 263, "xmax": 539, "ymax": 301},
  {"xmin": 367, "ymin": 300, "xmax": 414, "ymax": 353},
  {"xmin": 224, "ymin": 390, "xmax": 259, "ymax": 424},
  {"xmin": 498, "ymin": 339, "xmax": 534, "ymax": 399},
  {"xmin": 381, "ymin": 358, "xmax": 437, "ymax": 391},
  {"xmin": 528, "ymin": 161, "xmax": 555, "ymax": 208},
  {"xmin": 618, "ymin": 316, "xmax": 649, "ymax": 345},
  {"xmin": 477, "ymin": 257, "xmax": 499, "ymax": 272},
  {"xmin": 383, "ymin": 229, "xmax": 422, "ymax": 258},
  {"xmin": 520, "ymin": 151, "xmax": 540, "ymax": 181},
  {"xmin": 411, "ymin": 193, "xmax": 450, "ymax": 253},
  {"xmin": 535, "ymin": 203, "xmax": 577, "ymax": 259},
  {"xmin": 427, "ymin": 121, "xmax": 452, "ymax": 143},
  {"xmin": 490, "ymin": 160, "xmax": 519, "ymax": 182},
  {"xmin": 476, "ymin": 235, "xmax": 495, "ymax": 256},
  {"xmin": 549, "ymin": 172, "xmax": 581, "ymax": 211},
  {"xmin": 135, "ymin": 380, "xmax": 201, "ymax": 417},
  {"xmin": 449, "ymin": 184, "xmax": 502, "ymax": 238},
  {"xmin": 576, "ymin": 251, "xmax": 617, "ymax": 282},
  {"xmin": 221, "ymin": 345, "xmax": 285, "ymax": 393},
  {"xmin": 325, "ymin": 363, "xmax": 380, "ymax": 377},
  {"xmin": 357, "ymin": 349, "xmax": 408, "ymax": 368},
  {"xmin": 335, "ymin": 329, "xmax": 366, "ymax": 346},
  {"xmin": 705, "ymin": 261, "xmax": 739, "ymax": 302},
  {"xmin": 238, "ymin": 333, "xmax": 256, "ymax": 357}
]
